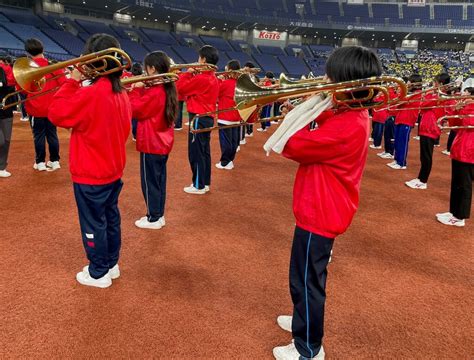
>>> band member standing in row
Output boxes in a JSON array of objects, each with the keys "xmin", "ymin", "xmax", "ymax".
[
  {"xmin": 406, "ymin": 73, "xmax": 453, "ymax": 189},
  {"xmin": 48, "ymin": 34, "xmax": 131, "ymax": 288},
  {"xmin": 129, "ymin": 51, "xmax": 177, "ymax": 229},
  {"xmin": 129, "ymin": 62, "xmax": 144, "ymax": 141},
  {"xmin": 24, "ymin": 38, "xmax": 64, "ymax": 172},
  {"xmin": 0, "ymin": 52, "xmax": 16, "ymax": 178},
  {"xmin": 437, "ymin": 87, "xmax": 474, "ymax": 227},
  {"xmin": 387, "ymin": 74, "xmax": 422, "ymax": 170},
  {"xmin": 272, "ymin": 46, "xmax": 383, "ymax": 360},
  {"xmin": 177, "ymin": 45, "xmax": 219, "ymax": 195},
  {"xmin": 258, "ymin": 72, "xmax": 275, "ymax": 133},
  {"xmin": 215, "ymin": 60, "xmax": 241, "ymax": 171},
  {"xmin": 242, "ymin": 61, "xmax": 258, "ymax": 141}
]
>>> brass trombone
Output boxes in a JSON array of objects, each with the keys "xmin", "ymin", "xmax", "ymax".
[
  {"xmin": 169, "ymin": 63, "xmax": 217, "ymax": 73},
  {"xmin": 437, "ymin": 115, "xmax": 474, "ymax": 130},
  {"xmin": 121, "ymin": 73, "xmax": 179, "ymax": 87},
  {"xmin": 1, "ymin": 48, "xmax": 132, "ymax": 110},
  {"xmin": 215, "ymin": 70, "xmax": 244, "ymax": 80},
  {"xmin": 279, "ymin": 73, "xmax": 326, "ymax": 88}
]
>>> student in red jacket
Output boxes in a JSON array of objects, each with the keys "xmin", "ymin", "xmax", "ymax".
[
  {"xmin": 258, "ymin": 72, "xmax": 275, "ymax": 132},
  {"xmin": 437, "ymin": 91, "xmax": 474, "ymax": 227},
  {"xmin": 387, "ymin": 74, "xmax": 422, "ymax": 170},
  {"xmin": 128, "ymin": 51, "xmax": 177, "ymax": 229},
  {"xmin": 406, "ymin": 73, "xmax": 454, "ymax": 189},
  {"xmin": 215, "ymin": 59, "xmax": 241, "ymax": 170},
  {"xmin": 24, "ymin": 38, "xmax": 65, "ymax": 172},
  {"xmin": 48, "ymin": 34, "xmax": 132, "ymax": 288},
  {"xmin": 272, "ymin": 46, "xmax": 382, "ymax": 360},
  {"xmin": 176, "ymin": 45, "xmax": 219, "ymax": 195}
]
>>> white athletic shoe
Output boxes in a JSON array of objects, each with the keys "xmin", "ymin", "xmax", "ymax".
[
  {"xmin": 405, "ymin": 178, "xmax": 427, "ymax": 190},
  {"xmin": 277, "ymin": 315, "xmax": 292, "ymax": 332},
  {"xmin": 368, "ymin": 137, "xmax": 374, "ymax": 142},
  {"xmin": 46, "ymin": 161, "xmax": 61, "ymax": 171},
  {"xmin": 174, "ymin": 127, "xmax": 183, "ymax": 131},
  {"xmin": 83, "ymin": 264, "xmax": 120, "ymax": 280},
  {"xmin": 184, "ymin": 122, "xmax": 190, "ymax": 126},
  {"xmin": 33, "ymin": 162, "xmax": 47, "ymax": 171},
  {"xmin": 436, "ymin": 212, "xmax": 452, "ymax": 219},
  {"xmin": 369, "ymin": 144, "xmax": 382, "ymax": 149},
  {"xmin": 257, "ymin": 128, "xmax": 267, "ymax": 132},
  {"xmin": 434, "ymin": 144, "xmax": 441, "ymax": 147},
  {"xmin": 20, "ymin": 117, "xmax": 29, "ymax": 122},
  {"xmin": 135, "ymin": 216, "xmax": 165, "ymax": 229},
  {"xmin": 245, "ymin": 133, "xmax": 253, "ymax": 138},
  {"xmin": 183, "ymin": 185, "xmax": 206, "ymax": 195},
  {"xmin": 441, "ymin": 150, "xmax": 450, "ymax": 156},
  {"xmin": 413, "ymin": 136, "xmax": 420, "ymax": 140},
  {"xmin": 377, "ymin": 152, "xmax": 394, "ymax": 159},
  {"xmin": 205, "ymin": 185, "xmax": 210, "ymax": 192},
  {"xmin": 215, "ymin": 161, "xmax": 234, "ymax": 170},
  {"xmin": 240, "ymin": 139, "xmax": 247, "ymax": 145},
  {"xmin": 0, "ymin": 170, "xmax": 11, "ymax": 178},
  {"xmin": 236, "ymin": 146, "xmax": 240, "ymax": 152},
  {"xmin": 386, "ymin": 162, "xmax": 406, "ymax": 170},
  {"xmin": 436, "ymin": 215, "xmax": 465, "ymax": 227},
  {"xmin": 273, "ymin": 342, "xmax": 325, "ymax": 360},
  {"xmin": 76, "ymin": 269, "xmax": 112, "ymax": 288}
]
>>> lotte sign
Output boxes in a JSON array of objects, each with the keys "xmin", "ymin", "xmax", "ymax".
[
  {"xmin": 258, "ymin": 31, "xmax": 282, "ymax": 40},
  {"xmin": 253, "ymin": 30, "xmax": 287, "ymax": 45}
]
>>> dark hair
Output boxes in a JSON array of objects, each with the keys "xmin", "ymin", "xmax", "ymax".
[
  {"xmin": 326, "ymin": 46, "xmax": 382, "ymax": 83},
  {"xmin": 131, "ymin": 62, "xmax": 143, "ymax": 76},
  {"xmin": 464, "ymin": 87, "xmax": 474, "ymax": 95},
  {"xmin": 144, "ymin": 51, "xmax": 178, "ymax": 128},
  {"xmin": 265, "ymin": 71, "xmax": 274, "ymax": 79},
  {"xmin": 408, "ymin": 73, "xmax": 423, "ymax": 91},
  {"xmin": 227, "ymin": 60, "xmax": 240, "ymax": 71},
  {"xmin": 244, "ymin": 62, "xmax": 255, "ymax": 68},
  {"xmin": 198, "ymin": 45, "xmax": 219, "ymax": 65},
  {"xmin": 25, "ymin": 38, "xmax": 44, "ymax": 56},
  {"xmin": 83, "ymin": 33, "xmax": 123, "ymax": 93},
  {"xmin": 434, "ymin": 73, "xmax": 450, "ymax": 85}
]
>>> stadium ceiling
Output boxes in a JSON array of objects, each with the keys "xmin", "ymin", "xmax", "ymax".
[{"xmin": 55, "ymin": 0, "xmax": 472, "ymax": 44}]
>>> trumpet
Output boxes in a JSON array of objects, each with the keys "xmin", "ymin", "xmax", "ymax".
[
  {"xmin": 215, "ymin": 70, "xmax": 244, "ymax": 80},
  {"xmin": 437, "ymin": 115, "xmax": 474, "ymax": 130},
  {"xmin": 1, "ymin": 48, "xmax": 132, "ymax": 110},
  {"xmin": 169, "ymin": 63, "xmax": 217, "ymax": 73},
  {"xmin": 121, "ymin": 73, "xmax": 179, "ymax": 87}
]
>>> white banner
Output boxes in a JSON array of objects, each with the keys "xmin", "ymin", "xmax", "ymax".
[
  {"xmin": 347, "ymin": 0, "xmax": 364, "ymax": 4},
  {"xmin": 407, "ymin": 0, "xmax": 426, "ymax": 6},
  {"xmin": 253, "ymin": 30, "xmax": 287, "ymax": 42}
]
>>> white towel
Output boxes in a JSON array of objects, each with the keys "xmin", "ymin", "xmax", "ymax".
[{"xmin": 263, "ymin": 94, "xmax": 333, "ymax": 155}]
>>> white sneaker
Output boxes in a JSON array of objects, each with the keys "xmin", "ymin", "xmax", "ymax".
[
  {"xmin": 257, "ymin": 128, "xmax": 267, "ymax": 132},
  {"xmin": 240, "ymin": 139, "xmax": 247, "ymax": 145},
  {"xmin": 215, "ymin": 161, "xmax": 234, "ymax": 170},
  {"xmin": 76, "ymin": 269, "xmax": 112, "ymax": 288},
  {"xmin": 273, "ymin": 342, "xmax": 325, "ymax": 360},
  {"xmin": 205, "ymin": 185, "xmax": 210, "ymax": 192},
  {"xmin": 83, "ymin": 264, "xmax": 120, "ymax": 280},
  {"xmin": 386, "ymin": 162, "xmax": 406, "ymax": 170},
  {"xmin": 174, "ymin": 127, "xmax": 183, "ymax": 131},
  {"xmin": 441, "ymin": 150, "xmax": 450, "ymax": 156},
  {"xmin": 405, "ymin": 178, "xmax": 427, "ymax": 189},
  {"xmin": 369, "ymin": 144, "xmax": 382, "ymax": 149},
  {"xmin": 277, "ymin": 315, "xmax": 292, "ymax": 332},
  {"xmin": 436, "ymin": 212, "xmax": 452, "ymax": 219},
  {"xmin": 245, "ymin": 133, "xmax": 253, "ymax": 138},
  {"xmin": 377, "ymin": 152, "xmax": 394, "ymax": 159},
  {"xmin": 33, "ymin": 162, "xmax": 47, "ymax": 171},
  {"xmin": 184, "ymin": 122, "xmax": 190, "ymax": 126},
  {"xmin": 437, "ymin": 215, "xmax": 465, "ymax": 227},
  {"xmin": 434, "ymin": 144, "xmax": 441, "ymax": 147},
  {"xmin": 20, "ymin": 117, "xmax": 29, "ymax": 122},
  {"xmin": 413, "ymin": 136, "xmax": 420, "ymax": 140},
  {"xmin": 183, "ymin": 185, "xmax": 206, "ymax": 195},
  {"xmin": 0, "ymin": 170, "xmax": 11, "ymax": 178},
  {"xmin": 368, "ymin": 137, "xmax": 374, "ymax": 142},
  {"xmin": 135, "ymin": 216, "xmax": 165, "ymax": 229},
  {"xmin": 236, "ymin": 146, "xmax": 240, "ymax": 152},
  {"xmin": 46, "ymin": 161, "xmax": 61, "ymax": 171}
]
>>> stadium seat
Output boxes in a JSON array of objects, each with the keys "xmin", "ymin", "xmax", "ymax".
[
  {"xmin": 0, "ymin": 25, "xmax": 25, "ymax": 50},
  {"xmin": 42, "ymin": 29, "xmax": 85, "ymax": 56},
  {"xmin": 252, "ymin": 53, "xmax": 285, "ymax": 75}
]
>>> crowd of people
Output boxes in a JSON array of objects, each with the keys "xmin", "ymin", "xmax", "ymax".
[{"xmin": 0, "ymin": 34, "xmax": 472, "ymax": 360}]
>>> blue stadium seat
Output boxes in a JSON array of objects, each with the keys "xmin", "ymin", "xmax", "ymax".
[
  {"xmin": 286, "ymin": 44, "xmax": 312, "ymax": 58},
  {"xmin": 119, "ymin": 39, "xmax": 148, "ymax": 62},
  {"xmin": 42, "ymin": 29, "xmax": 84, "ymax": 56},
  {"xmin": 0, "ymin": 26, "xmax": 25, "ymax": 50},
  {"xmin": 278, "ymin": 56, "xmax": 310, "ymax": 77},
  {"xmin": 141, "ymin": 28, "xmax": 177, "ymax": 45},
  {"xmin": 259, "ymin": 45, "xmax": 285, "ymax": 56},
  {"xmin": 0, "ymin": 22, "xmax": 67, "ymax": 54},
  {"xmin": 314, "ymin": 0, "xmax": 340, "ymax": 16},
  {"xmin": 434, "ymin": 5, "xmax": 463, "ymax": 20},
  {"xmin": 343, "ymin": 4, "xmax": 369, "ymax": 18},
  {"xmin": 402, "ymin": 5, "xmax": 429, "ymax": 19},
  {"xmin": 37, "ymin": 14, "xmax": 65, "ymax": 31},
  {"xmin": 225, "ymin": 51, "xmax": 255, "ymax": 69},
  {"xmin": 75, "ymin": 19, "xmax": 118, "ymax": 37},
  {"xmin": 0, "ymin": 8, "xmax": 49, "ymax": 29},
  {"xmin": 199, "ymin": 35, "xmax": 233, "ymax": 51},
  {"xmin": 217, "ymin": 51, "xmax": 230, "ymax": 70},
  {"xmin": 252, "ymin": 54, "xmax": 285, "ymax": 75},
  {"xmin": 0, "ymin": 13, "xmax": 10, "ymax": 22},
  {"xmin": 372, "ymin": 4, "xmax": 398, "ymax": 20},
  {"xmin": 229, "ymin": 39, "xmax": 246, "ymax": 52},
  {"xmin": 172, "ymin": 45, "xmax": 198, "ymax": 63}
]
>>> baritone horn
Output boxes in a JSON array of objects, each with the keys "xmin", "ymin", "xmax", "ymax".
[
  {"xmin": 121, "ymin": 73, "xmax": 179, "ymax": 87},
  {"xmin": 1, "ymin": 48, "xmax": 132, "ymax": 110}
]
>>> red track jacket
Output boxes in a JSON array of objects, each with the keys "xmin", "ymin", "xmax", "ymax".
[
  {"xmin": 418, "ymin": 93, "xmax": 456, "ymax": 139},
  {"xmin": 282, "ymin": 109, "xmax": 370, "ymax": 238},
  {"xmin": 176, "ymin": 71, "xmax": 218, "ymax": 115},
  {"xmin": 217, "ymin": 78, "xmax": 241, "ymax": 122},
  {"xmin": 451, "ymin": 102, "xmax": 474, "ymax": 164},
  {"xmin": 48, "ymin": 78, "xmax": 131, "ymax": 185},
  {"xmin": 128, "ymin": 85, "xmax": 174, "ymax": 155},
  {"xmin": 372, "ymin": 88, "xmax": 397, "ymax": 123},
  {"xmin": 25, "ymin": 57, "xmax": 65, "ymax": 117},
  {"xmin": 0, "ymin": 63, "xmax": 15, "ymax": 86},
  {"xmin": 395, "ymin": 90, "xmax": 422, "ymax": 127}
]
